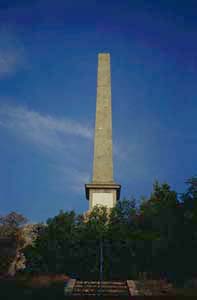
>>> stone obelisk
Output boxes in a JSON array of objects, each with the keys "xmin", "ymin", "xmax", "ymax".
[{"xmin": 85, "ymin": 53, "xmax": 121, "ymax": 210}]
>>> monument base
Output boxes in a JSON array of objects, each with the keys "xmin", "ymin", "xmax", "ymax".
[{"xmin": 85, "ymin": 183, "xmax": 121, "ymax": 210}]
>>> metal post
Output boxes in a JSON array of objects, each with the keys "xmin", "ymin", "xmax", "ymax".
[
  {"xmin": 109, "ymin": 240, "xmax": 112, "ymax": 280},
  {"xmin": 99, "ymin": 238, "xmax": 103, "ymax": 282}
]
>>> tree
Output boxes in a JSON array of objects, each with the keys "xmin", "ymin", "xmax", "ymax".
[
  {"xmin": 138, "ymin": 182, "xmax": 181, "ymax": 279},
  {"xmin": 24, "ymin": 178, "xmax": 197, "ymax": 284},
  {"xmin": 0, "ymin": 212, "xmax": 28, "ymax": 276},
  {"xmin": 25, "ymin": 211, "xmax": 77, "ymax": 274},
  {"xmin": 0, "ymin": 212, "xmax": 27, "ymax": 237},
  {"xmin": 177, "ymin": 176, "xmax": 197, "ymax": 282}
]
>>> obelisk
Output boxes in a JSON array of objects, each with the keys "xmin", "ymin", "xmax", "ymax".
[{"xmin": 85, "ymin": 53, "xmax": 121, "ymax": 210}]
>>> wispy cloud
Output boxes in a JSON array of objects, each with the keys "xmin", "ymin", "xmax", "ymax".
[
  {"xmin": 51, "ymin": 165, "xmax": 91, "ymax": 194},
  {"xmin": 0, "ymin": 29, "xmax": 25, "ymax": 78},
  {"xmin": 0, "ymin": 104, "xmax": 93, "ymax": 148},
  {"xmin": 0, "ymin": 49, "xmax": 23, "ymax": 78},
  {"xmin": 0, "ymin": 104, "xmax": 93, "ymax": 194}
]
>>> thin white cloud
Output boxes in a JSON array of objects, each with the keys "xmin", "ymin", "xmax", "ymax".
[
  {"xmin": 0, "ymin": 49, "xmax": 22, "ymax": 77},
  {"xmin": 0, "ymin": 29, "xmax": 25, "ymax": 78},
  {"xmin": 0, "ymin": 104, "xmax": 93, "ymax": 149},
  {"xmin": 51, "ymin": 164, "xmax": 91, "ymax": 194},
  {"xmin": 0, "ymin": 104, "xmax": 93, "ymax": 195}
]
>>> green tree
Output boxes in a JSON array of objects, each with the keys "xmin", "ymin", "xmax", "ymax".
[
  {"xmin": 25, "ymin": 210, "xmax": 77, "ymax": 274},
  {"xmin": 136, "ymin": 181, "xmax": 181, "ymax": 280},
  {"xmin": 177, "ymin": 176, "xmax": 197, "ymax": 283},
  {"xmin": 24, "ymin": 178, "xmax": 197, "ymax": 284}
]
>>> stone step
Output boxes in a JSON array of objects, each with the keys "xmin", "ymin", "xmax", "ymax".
[
  {"xmin": 72, "ymin": 292, "xmax": 129, "ymax": 297},
  {"xmin": 73, "ymin": 284, "xmax": 129, "ymax": 295},
  {"xmin": 74, "ymin": 286, "xmax": 127, "ymax": 289},
  {"xmin": 74, "ymin": 288, "xmax": 128, "ymax": 292},
  {"xmin": 73, "ymin": 292, "xmax": 129, "ymax": 296},
  {"xmin": 74, "ymin": 286, "xmax": 128, "ymax": 290},
  {"xmin": 66, "ymin": 280, "xmax": 130, "ymax": 296},
  {"xmin": 74, "ymin": 284, "xmax": 126, "ymax": 287},
  {"xmin": 73, "ymin": 290, "xmax": 128, "ymax": 293},
  {"xmin": 74, "ymin": 284, "xmax": 127, "ymax": 288},
  {"xmin": 75, "ymin": 281, "xmax": 126, "ymax": 284},
  {"xmin": 72, "ymin": 293, "xmax": 128, "ymax": 296}
]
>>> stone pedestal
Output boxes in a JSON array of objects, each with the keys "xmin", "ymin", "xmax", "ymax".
[{"xmin": 85, "ymin": 183, "xmax": 121, "ymax": 209}]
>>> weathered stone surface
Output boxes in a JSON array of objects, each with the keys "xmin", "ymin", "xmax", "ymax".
[
  {"xmin": 93, "ymin": 53, "xmax": 113, "ymax": 183},
  {"xmin": 85, "ymin": 53, "xmax": 121, "ymax": 210},
  {"xmin": 71, "ymin": 281, "xmax": 129, "ymax": 296}
]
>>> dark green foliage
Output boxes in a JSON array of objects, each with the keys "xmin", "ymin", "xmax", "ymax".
[
  {"xmin": 23, "ymin": 178, "xmax": 197, "ymax": 284},
  {"xmin": 0, "ymin": 277, "xmax": 65, "ymax": 300}
]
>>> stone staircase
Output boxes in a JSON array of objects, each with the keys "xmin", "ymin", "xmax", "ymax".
[
  {"xmin": 64, "ymin": 279, "xmax": 174, "ymax": 296},
  {"xmin": 65, "ymin": 280, "xmax": 130, "ymax": 296}
]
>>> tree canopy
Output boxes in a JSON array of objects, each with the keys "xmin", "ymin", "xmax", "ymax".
[{"xmin": 22, "ymin": 178, "xmax": 197, "ymax": 284}]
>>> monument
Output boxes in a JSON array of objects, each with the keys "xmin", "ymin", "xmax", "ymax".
[{"xmin": 85, "ymin": 53, "xmax": 121, "ymax": 210}]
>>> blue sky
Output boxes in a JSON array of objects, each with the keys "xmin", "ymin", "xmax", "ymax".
[{"xmin": 0, "ymin": 0, "xmax": 196, "ymax": 222}]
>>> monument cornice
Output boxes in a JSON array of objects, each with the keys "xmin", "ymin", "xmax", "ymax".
[{"xmin": 85, "ymin": 182, "xmax": 121, "ymax": 201}]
